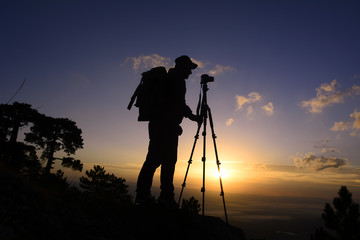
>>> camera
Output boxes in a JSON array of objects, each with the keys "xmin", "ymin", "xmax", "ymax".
[{"xmin": 201, "ymin": 74, "xmax": 214, "ymax": 84}]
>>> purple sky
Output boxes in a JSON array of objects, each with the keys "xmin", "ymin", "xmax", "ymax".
[{"xmin": 1, "ymin": 2, "xmax": 360, "ymax": 232}]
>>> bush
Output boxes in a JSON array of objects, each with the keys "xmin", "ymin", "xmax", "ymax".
[{"xmin": 181, "ymin": 196, "xmax": 201, "ymax": 215}]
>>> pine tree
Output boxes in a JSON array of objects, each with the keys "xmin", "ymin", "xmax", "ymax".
[
  {"xmin": 79, "ymin": 165, "xmax": 132, "ymax": 202},
  {"xmin": 0, "ymin": 102, "xmax": 42, "ymax": 172},
  {"xmin": 25, "ymin": 115, "xmax": 83, "ymax": 174},
  {"xmin": 312, "ymin": 186, "xmax": 360, "ymax": 240}
]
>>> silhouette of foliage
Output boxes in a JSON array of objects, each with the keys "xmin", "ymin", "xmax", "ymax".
[
  {"xmin": 0, "ymin": 141, "xmax": 41, "ymax": 174},
  {"xmin": 25, "ymin": 115, "xmax": 84, "ymax": 174},
  {"xmin": 79, "ymin": 165, "xmax": 132, "ymax": 202},
  {"xmin": 38, "ymin": 169, "xmax": 70, "ymax": 190},
  {"xmin": 181, "ymin": 196, "xmax": 201, "ymax": 215},
  {"xmin": 312, "ymin": 186, "xmax": 360, "ymax": 240},
  {"xmin": 1, "ymin": 102, "xmax": 83, "ymax": 177},
  {"xmin": 0, "ymin": 102, "xmax": 42, "ymax": 172},
  {"xmin": 0, "ymin": 101, "xmax": 246, "ymax": 239},
  {"xmin": 0, "ymin": 170, "xmax": 246, "ymax": 240},
  {"xmin": 61, "ymin": 157, "xmax": 83, "ymax": 171},
  {"xmin": 0, "ymin": 102, "xmax": 39, "ymax": 143}
]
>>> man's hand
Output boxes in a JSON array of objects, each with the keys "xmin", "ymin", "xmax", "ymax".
[{"xmin": 189, "ymin": 114, "xmax": 203, "ymax": 125}]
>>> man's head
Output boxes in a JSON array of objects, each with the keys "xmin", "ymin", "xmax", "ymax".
[{"xmin": 175, "ymin": 55, "xmax": 198, "ymax": 79}]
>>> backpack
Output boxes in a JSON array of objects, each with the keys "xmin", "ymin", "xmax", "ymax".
[{"xmin": 127, "ymin": 66, "xmax": 168, "ymax": 121}]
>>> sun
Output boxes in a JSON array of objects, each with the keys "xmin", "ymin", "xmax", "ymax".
[{"xmin": 211, "ymin": 168, "xmax": 230, "ymax": 179}]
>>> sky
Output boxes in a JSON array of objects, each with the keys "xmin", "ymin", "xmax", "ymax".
[{"xmin": 1, "ymin": 0, "xmax": 360, "ymax": 237}]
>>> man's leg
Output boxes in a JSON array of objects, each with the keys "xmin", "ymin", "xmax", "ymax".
[
  {"xmin": 135, "ymin": 122, "xmax": 162, "ymax": 203},
  {"xmin": 158, "ymin": 125, "xmax": 179, "ymax": 205},
  {"xmin": 136, "ymin": 145, "xmax": 161, "ymax": 197}
]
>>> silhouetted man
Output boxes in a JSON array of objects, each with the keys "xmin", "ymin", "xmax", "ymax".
[{"xmin": 136, "ymin": 55, "xmax": 201, "ymax": 207}]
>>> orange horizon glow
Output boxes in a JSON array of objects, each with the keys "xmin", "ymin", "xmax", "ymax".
[{"xmin": 60, "ymin": 153, "xmax": 360, "ymax": 201}]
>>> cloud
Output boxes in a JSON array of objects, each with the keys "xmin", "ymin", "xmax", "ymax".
[
  {"xmin": 351, "ymin": 85, "xmax": 360, "ymax": 94},
  {"xmin": 313, "ymin": 138, "xmax": 331, "ymax": 149},
  {"xmin": 125, "ymin": 55, "xmax": 233, "ymax": 79},
  {"xmin": 246, "ymin": 106, "xmax": 254, "ymax": 119},
  {"xmin": 262, "ymin": 102, "xmax": 274, "ymax": 116},
  {"xmin": 320, "ymin": 147, "xmax": 340, "ymax": 153},
  {"xmin": 235, "ymin": 92, "xmax": 274, "ymax": 119},
  {"xmin": 208, "ymin": 64, "xmax": 235, "ymax": 76},
  {"xmin": 226, "ymin": 118, "xmax": 234, "ymax": 126},
  {"xmin": 126, "ymin": 54, "xmax": 171, "ymax": 72},
  {"xmin": 331, "ymin": 121, "xmax": 351, "ymax": 131},
  {"xmin": 191, "ymin": 58, "xmax": 205, "ymax": 69},
  {"xmin": 300, "ymin": 79, "xmax": 360, "ymax": 113},
  {"xmin": 293, "ymin": 153, "xmax": 347, "ymax": 171},
  {"xmin": 331, "ymin": 109, "xmax": 360, "ymax": 136},
  {"xmin": 235, "ymin": 92, "xmax": 262, "ymax": 110},
  {"xmin": 352, "ymin": 110, "xmax": 360, "ymax": 130},
  {"xmin": 312, "ymin": 138, "xmax": 340, "ymax": 154},
  {"xmin": 235, "ymin": 96, "xmax": 248, "ymax": 109}
]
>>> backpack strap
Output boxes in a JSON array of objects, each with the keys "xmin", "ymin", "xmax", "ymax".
[{"xmin": 127, "ymin": 80, "xmax": 142, "ymax": 110}]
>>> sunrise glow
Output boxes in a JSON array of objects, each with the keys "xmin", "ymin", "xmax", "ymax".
[{"xmin": 2, "ymin": 1, "xmax": 360, "ymax": 239}]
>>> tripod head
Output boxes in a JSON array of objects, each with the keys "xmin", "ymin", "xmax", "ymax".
[
  {"xmin": 200, "ymin": 74, "xmax": 214, "ymax": 85},
  {"xmin": 197, "ymin": 74, "xmax": 214, "ymax": 116}
]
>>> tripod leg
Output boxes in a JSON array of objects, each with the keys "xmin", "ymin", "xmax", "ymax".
[
  {"xmin": 178, "ymin": 121, "xmax": 202, "ymax": 206},
  {"xmin": 208, "ymin": 107, "xmax": 229, "ymax": 224},
  {"xmin": 201, "ymin": 106, "xmax": 208, "ymax": 218}
]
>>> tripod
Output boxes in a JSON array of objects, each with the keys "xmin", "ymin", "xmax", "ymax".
[{"xmin": 178, "ymin": 77, "xmax": 228, "ymax": 224}]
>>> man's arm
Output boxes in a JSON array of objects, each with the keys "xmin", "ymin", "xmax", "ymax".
[{"xmin": 184, "ymin": 105, "xmax": 202, "ymax": 124}]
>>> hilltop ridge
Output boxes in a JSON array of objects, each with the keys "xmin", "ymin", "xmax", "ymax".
[{"xmin": 0, "ymin": 171, "xmax": 247, "ymax": 240}]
